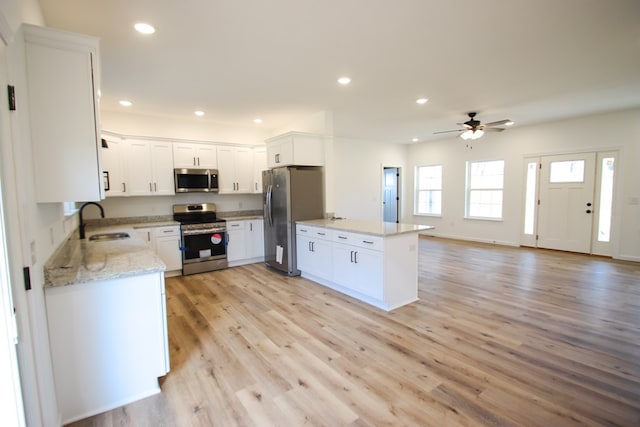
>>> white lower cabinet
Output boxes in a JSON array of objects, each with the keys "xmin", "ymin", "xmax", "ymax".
[
  {"xmin": 332, "ymin": 243, "xmax": 383, "ymax": 301},
  {"xmin": 227, "ymin": 218, "xmax": 265, "ymax": 266},
  {"xmin": 45, "ymin": 272, "xmax": 169, "ymax": 424},
  {"xmin": 296, "ymin": 224, "xmax": 418, "ymax": 311},
  {"xmin": 296, "ymin": 225, "xmax": 333, "ymax": 282},
  {"xmin": 136, "ymin": 225, "xmax": 182, "ymax": 273}
]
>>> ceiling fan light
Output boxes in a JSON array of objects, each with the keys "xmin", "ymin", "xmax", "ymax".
[
  {"xmin": 505, "ymin": 120, "xmax": 514, "ymax": 126},
  {"xmin": 460, "ymin": 130, "xmax": 473, "ymax": 140},
  {"xmin": 471, "ymin": 129, "xmax": 485, "ymax": 140}
]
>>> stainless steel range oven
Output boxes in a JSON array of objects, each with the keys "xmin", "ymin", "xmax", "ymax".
[{"xmin": 173, "ymin": 203, "xmax": 227, "ymax": 275}]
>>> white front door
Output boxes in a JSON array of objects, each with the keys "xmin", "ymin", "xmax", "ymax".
[{"xmin": 537, "ymin": 153, "xmax": 596, "ymax": 253}]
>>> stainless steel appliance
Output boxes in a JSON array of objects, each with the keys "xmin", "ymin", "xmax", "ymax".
[
  {"xmin": 174, "ymin": 168, "xmax": 219, "ymax": 193},
  {"xmin": 263, "ymin": 166, "xmax": 324, "ymax": 276},
  {"xmin": 173, "ymin": 203, "xmax": 227, "ymax": 275}
]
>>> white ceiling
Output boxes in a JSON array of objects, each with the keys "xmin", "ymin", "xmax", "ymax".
[{"xmin": 37, "ymin": 0, "xmax": 640, "ymax": 143}]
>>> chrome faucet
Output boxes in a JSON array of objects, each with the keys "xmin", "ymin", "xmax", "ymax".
[{"xmin": 78, "ymin": 202, "xmax": 105, "ymax": 239}]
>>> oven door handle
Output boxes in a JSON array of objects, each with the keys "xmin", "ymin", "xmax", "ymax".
[{"xmin": 182, "ymin": 228, "xmax": 226, "ymax": 236}]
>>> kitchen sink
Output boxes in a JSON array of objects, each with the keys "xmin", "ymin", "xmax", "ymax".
[{"xmin": 88, "ymin": 232, "xmax": 130, "ymax": 241}]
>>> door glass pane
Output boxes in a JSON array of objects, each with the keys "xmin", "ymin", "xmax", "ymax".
[
  {"xmin": 549, "ymin": 160, "xmax": 585, "ymax": 183},
  {"xmin": 597, "ymin": 157, "xmax": 615, "ymax": 242},
  {"xmin": 523, "ymin": 162, "xmax": 537, "ymax": 235}
]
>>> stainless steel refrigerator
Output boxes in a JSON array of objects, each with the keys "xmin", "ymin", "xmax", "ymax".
[{"xmin": 263, "ymin": 166, "xmax": 324, "ymax": 276}]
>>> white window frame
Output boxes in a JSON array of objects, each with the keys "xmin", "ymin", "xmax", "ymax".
[
  {"xmin": 414, "ymin": 164, "xmax": 442, "ymax": 216},
  {"xmin": 465, "ymin": 159, "xmax": 505, "ymax": 220}
]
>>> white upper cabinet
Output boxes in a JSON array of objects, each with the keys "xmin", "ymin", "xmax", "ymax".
[
  {"xmin": 265, "ymin": 132, "xmax": 324, "ymax": 168},
  {"xmin": 252, "ymin": 147, "xmax": 267, "ymax": 194},
  {"xmin": 217, "ymin": 146, "xmax": 253, "ymax": 193},
  {"xmin": 173, "ymin": 143, "xmax": 217, "ymax": 169},
  {"xmin": 126, "ymin": 140, "xmax": 175, "ymax": 196},
  {"xmin": 101, "ymin": 136, "xmax": 128, "ymax": 197},
  {"xmin": 22, "ymin": 24, "xmax": 103, "ymax": 202}
]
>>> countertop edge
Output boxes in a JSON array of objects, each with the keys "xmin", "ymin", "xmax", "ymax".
[{"xmin": 296, "ymin": 219, "xmax": 435, "ymax": 237}]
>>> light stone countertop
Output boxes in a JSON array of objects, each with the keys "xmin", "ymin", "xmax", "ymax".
[
  {"xmin": 296, "ymin": 218, "xmax": 434, "ymax": 237},
  {"xmin": 44, "ymin": 224, "xmax": 170, "ymax": 288}
]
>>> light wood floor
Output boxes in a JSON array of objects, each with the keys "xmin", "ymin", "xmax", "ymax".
[{"xmin": 69, "ymin": 237, "xmax": 640, "ymax": 426}]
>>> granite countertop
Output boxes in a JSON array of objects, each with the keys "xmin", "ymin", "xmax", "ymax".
[
  {"xmin": 44, "ymin": 225, "xmax": 167, "ymax": 289},
  {"xmin": 297, "ymin": 218, "xmax": 434, "ymax": 237}
]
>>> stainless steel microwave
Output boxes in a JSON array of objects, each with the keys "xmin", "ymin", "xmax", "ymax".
[{"xmin": 174, "ymin": 168, "xmax": 219, "ymax": 193}]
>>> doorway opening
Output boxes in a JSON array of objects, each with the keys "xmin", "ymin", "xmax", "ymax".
[{"xmin": 383, "ymin": 167, "xmax": 400, "ymax": 223}]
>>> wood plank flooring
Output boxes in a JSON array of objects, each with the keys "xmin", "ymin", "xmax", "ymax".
[{"xmin": 68, "ymin": 237, "xmax": 640, "ymax": 426}]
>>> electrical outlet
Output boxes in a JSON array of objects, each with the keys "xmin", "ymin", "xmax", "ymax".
[{"xmin": 238, "ymin": 202, "xmax": 243, "ymax": 209}]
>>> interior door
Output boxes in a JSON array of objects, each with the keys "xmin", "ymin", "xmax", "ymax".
[
  {"xmin": 383, "ymin": 167, "xmax": 399, "ymax": 223},
  {"xmin": 537, "ymin": 153, "xmax": 596, "ymax": 253}
]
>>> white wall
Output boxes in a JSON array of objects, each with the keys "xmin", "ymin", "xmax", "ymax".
[
  {"xmin": 331, "ymin": 137, "xmax": 406, "ymax": 221},
  {"xmin": 405, "ymin": 107, "xmax": 640, "ymax": 260}
]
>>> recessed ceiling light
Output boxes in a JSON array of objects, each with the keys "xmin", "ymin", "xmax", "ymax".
[
  {"xmin": 337, "ymin": 76, "xmax": 351, "ymax": 85},
  {"xmin": 119, "ymin": 100, "xmax": 132, "ymax": 107},
  {"xmin": 194, "ymin": 111, "xmax": 205, "ymax": 117},
  {"xmin": 253, "ymin": 118, "xmax": 263, "ymax": 124},
  {"xmin": 416, "ymin": 98, "xmax": 428, "ymax": 105},
  {"xmin": 134, "ymin": 22, "xmax": 156, "ymax": 35},
  {"xmin": 412, "ymin": 138, "xmax": 419, "ymax": 142}
]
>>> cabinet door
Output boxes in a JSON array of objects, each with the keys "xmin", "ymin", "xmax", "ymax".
[
  {"xmin": 253, "ymin": 148, "xmax": 267, "ymax": 193},
  {"xmin": 266, "ymin": 142, "xmax": 280, "ymax": 168},
  {"xmin": 234, "ymin": 147, "xmax": 253, "ymax": 193},
  {"xmin": 332, "ymin": 243, "xmax": 357, "ymax": 288},
  {"xmin": 150, "ymin": 142, "xmax": 175, "ymax": 195},
  {"xmin": 126, "ymin": 141, "xmax": 154, "ymax": 195},
  {"xmin": 196, "ymin": 145, "xmax": 218, "ymax": 168},
  {"xmin": 226, "ymin": 220, "xmax": 246, "ymax": 262},
  {"xmin": 101, "ymin": 137, "xmax": 128, "ymax": 196},
  {"xmin": 24, "ymin": 25, "xmax": 103, "ymax": 202},
  {"xmin": 351, "ymin": 248, "xmax": 383, "ymax": 300},
  {"xmin": 217, "ymin": 146, "xmax": 236, "ymax": 193},
  {"xmin": 173, "ymin": 143, "xmax": 197, "ymax": 168},
  {"xmin": 155, "ymin": 236, "xmax": 182, "ymax": 271},
  {"xmin": 301, "ymin": 237, "xmax": 332, "ymax": 281},
  {"xmin": 135, "ymin": 227, "xmax": 152, "ymax": 244},
  {"xmin": 332, "ymin": 243, "xmax": 382, "ymax": 299},
  {"xmin": 246, "ymin": 219, "xmax": 264, "ymax": 259}
]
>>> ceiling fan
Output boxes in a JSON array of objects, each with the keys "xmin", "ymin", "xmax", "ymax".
[{"xmin": 434, "ymin": 112, "xmax": 513, "ymax": 141}]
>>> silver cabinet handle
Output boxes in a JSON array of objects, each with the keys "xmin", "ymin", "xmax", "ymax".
[{"xmin": 149, "ymin": 182, "xmax": 153, "ymax": 192}]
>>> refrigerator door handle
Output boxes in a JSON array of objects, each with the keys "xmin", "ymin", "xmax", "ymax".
[{"xmin": 266, "ymin": 184, "xmax": 273, "ymax": 226}]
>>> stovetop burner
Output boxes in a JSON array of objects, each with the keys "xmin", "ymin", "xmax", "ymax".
[{"xmin": 173, "ymin": 203, "xmax": 224, "ymax": 225}]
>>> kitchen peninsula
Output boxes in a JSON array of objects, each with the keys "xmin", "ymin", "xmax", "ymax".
[{"xmin": 296, "ymin": 219, "xmax": 433, "ymax": 311}]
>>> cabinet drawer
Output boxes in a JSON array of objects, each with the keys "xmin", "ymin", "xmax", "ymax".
[
  {"xmin": 226, "ymin": 220, "xmax": 246, "ymax": 230},
  {"xmin": 153, "ymin": 226, "xmax": 180, "ymax": 237},
  {"xmin": 332, "ymin": 231, "xmax": 382, "ymax": 251},
  {"xmin": 296, "ymin": 224, "xmax": 332, "ymax": 240}
]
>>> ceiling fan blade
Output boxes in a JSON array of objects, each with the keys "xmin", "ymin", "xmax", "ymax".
[
  {"xmin": 433, "ymin": 129, "xmax": 462, "ymax": 134},
  {"xmin": 484, "ymin": 119, "xmax": 512, "ymax": 127},
  {"xmin": 484, "ymin": 127, "xmax": 505, "ymax": 132}
]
